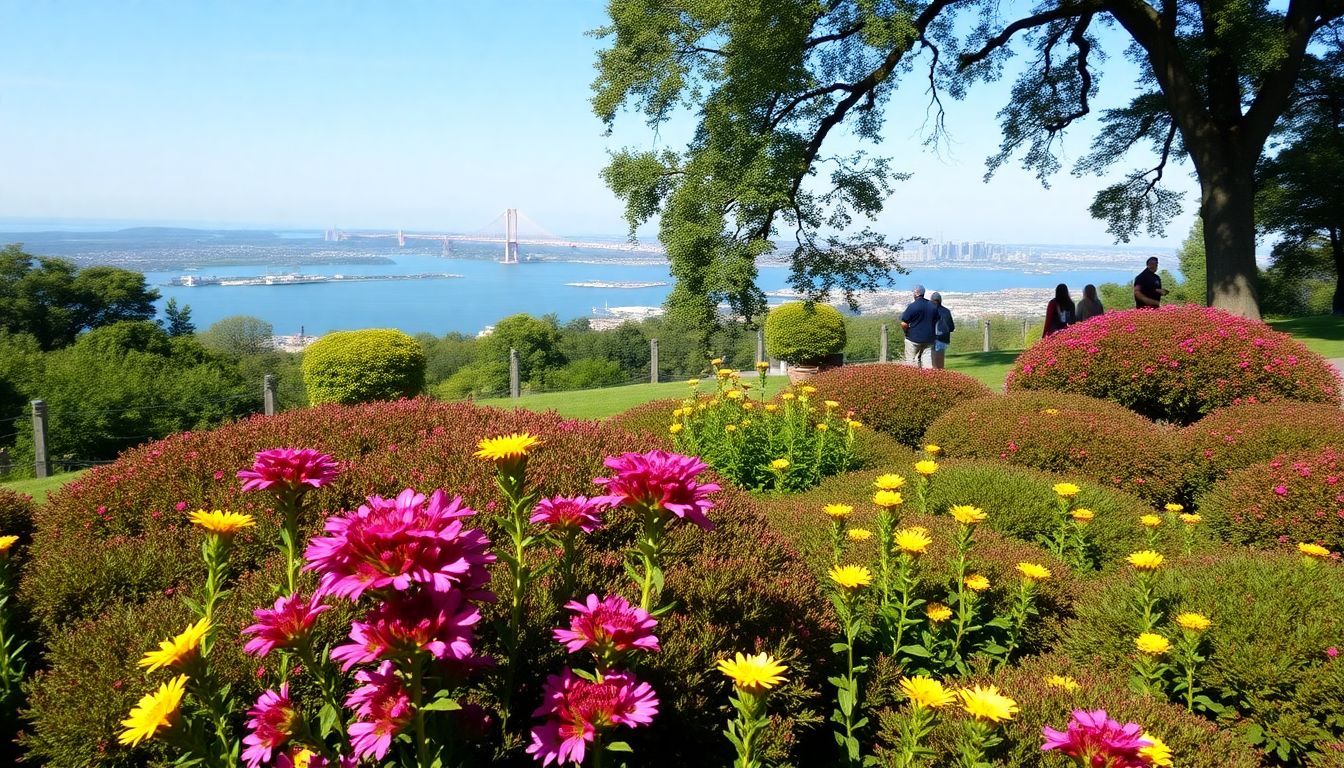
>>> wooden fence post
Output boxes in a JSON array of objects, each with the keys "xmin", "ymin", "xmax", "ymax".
[
  {"xmin": 31, "ymin": 399, "xmax": 49, "ymax": 479},
  {"xmin": 880, "ymin": 324, "xmax": 889, "ymax": 363},
  {"xmin": 263, "ymin": 374, "xmax": 277, "ymax": 416},
  {"xmin": 650, "ymin": 338, "xmax": 659, "ymax": 384},
  {"xmin": 509, "ymin": 348, "xmax": 520, "ymax": 399},
  {"xmin": 983, "ymin": 318, "xmax": 992, "ymax": 352}
]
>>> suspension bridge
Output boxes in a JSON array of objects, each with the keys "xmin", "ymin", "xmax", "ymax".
[{"xmin": 323, "ymin": 209, "xmax": 663, "ymax": 263}]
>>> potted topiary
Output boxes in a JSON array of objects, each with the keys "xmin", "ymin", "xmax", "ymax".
[{"xmin": 764, "ymin": 301, "xmax": 847, "ymax": 382}]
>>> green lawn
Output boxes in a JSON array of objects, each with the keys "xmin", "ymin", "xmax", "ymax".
[
  {"xmin": 1269, "ymin": 315, "xmax": 1344, "ymax": 359},
  {"xmin": 1, "ymin": 471, "xmax": 85, "ymax": 503},
  {"xmin": 944, "ymin": 350, "xmax": 1019, "ymax": 390}
]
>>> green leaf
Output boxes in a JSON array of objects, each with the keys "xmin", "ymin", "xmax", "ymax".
[
  {"xmin": 421, "ymin": 698, "xmax": 462, "ymax": 713},
  {"xmin": 606, "ymin": 741, "xmax": 634, "ymax": 753}
]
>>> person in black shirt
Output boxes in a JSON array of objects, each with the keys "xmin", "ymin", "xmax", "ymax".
[
  {"xmin": 1134, "ymin": 257, "xmax": 1167, "ymax": 308},
  {"xmin": 930, "ymin": 291, "xmax": 955, "ymax": 369},
  {"xmin": 899, "ymin": 284, "xmax": 937, "ymax": 368}
]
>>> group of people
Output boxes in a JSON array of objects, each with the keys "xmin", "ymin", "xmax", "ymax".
[{"xmin": 898, "ymin": 256, "xmax": 1170, "ymax": 366}]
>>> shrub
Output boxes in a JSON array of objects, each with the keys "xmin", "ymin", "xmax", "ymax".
[
  {"xmin": 0, "ymin": 488, "xmax": 34, "ymax": 545},
  {"xmin": 301, "ymin": 328, "xmax": 426, "ymax": 404},
  {"xmin": 1060, "ymin": 549, "xmax": 1344, "ymax": 765},
  {"xmin": 1198, "ymin": 446, "xmax": 1344, "ymax": 550},
  {"xmin": 1007, "ymin": 305, "xmax": 1342, "ymax": 424},
  {"xmin": 764, "ymin": 301, "xmax": 846, "ymax": 364},
  {"xmin": 923, "ymin": 391, "xmax": 1182, "ymax": 504},
  {"xmin": 1178, "ymin": 401, "xmax": 1344, "ymax": 499},
  {"xmin": 808, "ymin": 363, "xmax": 993, "ymax": 448}
]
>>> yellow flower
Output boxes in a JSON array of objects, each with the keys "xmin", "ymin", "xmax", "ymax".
[
  {"xmin": 1045, "ymin": 675, "xmax": 1080, "ymax": 692},
  {"xmin": 824, "ymin": 504, "xmax": 854, "ymax": 519},
  {"xmin": 1040, "ymin": 408, "xmax": 1061, "ymax": 416},
  {"xmin": 872, "ymin": 490, "xmax": 903, "ymax": 508},
  {"xmin": 914, "ymin": 460, "xmax": 939, "ymax": 477},
  {"xmin": 847, "ymin": 528, "xmax": 873, "ymax": 542},
  {"xmin": 1164, "ymin": 503, "xmax": 1184, "ymax": 513},
  {"xmin": 815, "ymin": 423, "xmax": 828, "ymax": 432},
  {"xmin": 740, "ymin": 420, "xmax": 752, "ymax": 428},
  {"xmin": 900, "ymin": 676, "xmax": 956, "ymax": 709},
  {"xmin": 0, "ymin": 535, "xmax": 17, "ymax": 553},
  {"xmin": 711, "ymin": 357, "xmax": 724, "ymax": 366},
  {"xmin": 848, "ymin": 420, "xmax": 863, "ymax": 429},
  {"xmin": 873, "ymin": 473, "xmax": 906, "ymax": 490},
  {"xmin": 687, "ymin": 378, "xmax": 701, "ymax": 387},
  {"xmin": 964, "ymin": 574, "xmax": 991, "ymax": 592},
  {"xmin": 138, "ymin": 618, "xmax": 211, "ymax": 672},
  {"xmin": 755, "ymin": 361, "xmax": 770, "ymax": 371},
  {"xmin": 1298, "ymin": 542, "xmax": 1332, "ymax": 559},
  {"xmin": 118, "ymin": 674, "xmax": 188, "ymax": 746},
  {"xmin": 924, "ymin": 444, "xmax": 942, "ymax": 456},
  {"xmin": 725, "ymin": 424, "xmax": 738, "ymax": 433},
  {"xmin": 950, "ymin": 504, "xmax": 987, "ymax": 525},
  {"xmin": 475, "ymin": 433, "xmax": 542, "ymax": 463},
  {"xmin": 780, "ymin": 392, "xmax": 796, "ymax": 401},
  {"xmin": 716, "ymin": 652, "xmax": 787, "ymax": 694},
  {"xmin": 669, "ymin": 424, "xmax": 683, "ymax": 435},
  {"xmin": 770, "ymin": 458, "xmax": 790, "ymax": 471},
  {"xmin": 1138, "ymin": 733, "xmax": 1174, "ymax": 767},
  {"xmin": 829, "ymin": 564, "xmax": 873, "ymax": 590},
  {"xmin": 765, "ymin": 404, "xmax": 780, "ymax": 413},
  {"xmin": 742, "ymin": 401, "xmax": 756, "ymax": 411},
  {"xmin": 1016, "ymin": 562, "xmax": 1051, "ymax": 581},
  {"xmin": 1140, "ymin": 514, "xmax": 1163, "ymax": 528},
  {"xmin": 894, "ymin": 527, "xmax": 933, "ymax": 555},
  {"xmin": 926, "ymin": 603, "xmax": 953, "ymax": 623},
  {"xmin": 726, "ymin": 389, "xmax": 745, "ymax": 400},
  {"xmin": 957, "ymin": 685, "xmax": 1019, "ymax": 723},
  {"xmin": 1135, "ymin": 632, "xmax": 1171, "ymax": 655},
  {"xmin": 1180, "ymin": 513, "xmax": 1202, "ymax": 525},
  {"xmin": 188, "ymin": 509, "xmax": 255, "ymax": 536},
  {"xmin": 1127, "ymin": 551, "xmax": 1165, "ymax": 571},
  {"xmin": 801, "ymin": 385, "xmax": 817, "ymax": 394},
  {"xmin": 717, "ymin": 368, "xmax": 735, "ymax": 378},
  {"xmin": 824, "ymin": 400, "xmax": 840, "ymax": 409},
  {"xmin": 1175, "ymin": 612, "xmax": 1211, "ymax": 632},
  {"xmin": 1053, "ymin": 482, "xmax": 1081, "ymax": 499}
]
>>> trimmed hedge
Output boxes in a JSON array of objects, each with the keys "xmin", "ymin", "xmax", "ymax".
[
  {"xmin": 1198, "ymin": 446, "xmax": 1344, "ymax": 550},
  {"xmin": 764, "ymin": 301, "xmax": 846, "ymax": 363},
  {"xmin": 301, "ymin": 328, "xmax": 426, "ymax": 404},
  {"xmin": 0, "ymin": 487, "xmax": 33, "ymax": 547},
  {"xmin": 1007, "ymin": 305, "xmax": 1342, "ymax": 424},
  {"xmin": 808, "ymin": 363, "xmax": 993, "ymax": 448},
  {"xmin": 923, "ymin": 391, "xmax": 1182, "ymax": 504},
  {"xmin": 1178, "ymin": 401, "xmax": 1344, "ymax": 500}
]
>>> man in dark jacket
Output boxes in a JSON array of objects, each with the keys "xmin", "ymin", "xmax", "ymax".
[
  {"xmin": 900, "ymin": 284, "xmax": 937, "ymax": 368},
  {"xmin": 930, "ymin": 291, "xmax": 955, "ymax": 369},
  {"xmin": 1134, "ymin": 257, "xmax": 1167, "ymax": 308}
]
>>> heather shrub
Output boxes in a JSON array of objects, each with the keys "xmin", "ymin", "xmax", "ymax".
[
  {"xmin": 0, "ymin": 488, "xmax": 33, "ymax": 545},
  {"xmin": 923, "ymin": 391, "xmax": 1182, "ymax": 504},
  {"xmin": 1061, "ymin": 550, "xmax": 1344, "ymax": 765},
  {"xmin": 808, "ymin": 363, "xmax": 993, "ymax": 448},
  {"xmin": 764, "ymin": 301, "xmax": 846, "ymax": 363},
  {"xmin": 1198, "ymin": 446, "xmax": 1344, "ymax": 550},
  {"xmin": 1179, "ymin": 401, "xmax": 1344, "ymax": 499},
  {"xmin": 301, "ymin": 328, "xmax": 427, "ymax": 404},
  {"xmin": 1007, "ymin": 305, "xmax": 1342, "ymax": 424}
]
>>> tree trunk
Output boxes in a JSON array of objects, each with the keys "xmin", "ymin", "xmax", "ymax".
[
  {"xmin": 1332, "ymin": 227, "xmax": 1344, "ymax": 315},
  {"xmin": 1200, "ymin": 163, "xmax": 1262, "ymax": 319}
]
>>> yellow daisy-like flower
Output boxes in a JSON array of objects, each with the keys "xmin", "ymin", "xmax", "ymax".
[
  {"xmin": 740, "ymin": 420, "xmax": 752, "ymax": 429},
  {"xmin": 824, "ymin": 400, "xmax": 840, "ymax": 409},
  {"xmin": 801, "ymin": 385, "xmax": 818, "ymax": 394},
  {"xmin": 1070, "ymin": 508, "xmax": 1095, "ymax": 522},
  {"xmin": 914, "ymin": 460, "xmax": 939, "ymax": 477},
  {"xmin": 1140, "ymin": 514, "xmax": 1163, "ymax": 528},
  {"xmin": 1164, "ymin": 503, "xmax": 1184, "ymax": 514},
  {"xmin": 1138, "ymin": 733, "xmax": 1173, "ymax": 767},
  {"xmin": 847, "ymin": 528, "xmax": 873, "ymax": 542},
  {"xmin": 780, "ymin": 392, "xmax": 796, "ymax": 401},
  {"xmin": 829, "ymin": 564, "xmax": 873, "ymax": 590},
  {"xmin": 926, "ymin": 603, "xmax": 953, "ymax": 623},
  {"xmin": 755, "ymin": 361, "xmax": 770, "ymax": 371},
  {"xmin": 717, "ymin": 368, "xmax": 735, "ymax": 378},
  {"xmin": 716, "ymin": 652, "xmax": 787, "ymax": 694},
  {"xmin": 765, "ymin": 404, "xmax": 780, "ymax": 413},
  {"xmin": 726, "ymin": 389, "xmax": 745, "ymax": 400},
  {"xmin": 711, "ymin": 358, "xmax": 724, "ymax": 366},
  {"xmin": 872, "ymin": 490, "xmax": 903, "ymax": 508},
  {"xmin": 742, "ymin": 401, "xmax": 756, "ymax": 411},
  {"xmin": 669, "ymin": 424, "xmax": 683, "ymax": 435},
  {"xmin": 815, "ymin": 423, "xmax": 829, "ymax": 432},
  {"xmin": 949, "ymin": 504, "xmax": 987, "ymax": 525},
  {"xmin": 475, "ymin": 433, "xmax": 542, "ymax": 463},
  {"xmin": 770, "ymin": 458, "xmax": 790, "ymax": 471},
  {"xmin": 1040, "ymin": 408, "xmax": 1061, "ymax": 416},
  {"xmin": 0, "ymin": 535, "xmax": 18, "ymax": 553},
  {"xmin": 1127, "ymin": 551, "xmax": 1165, "ymax": 571},
  {"xmin": 1180, "ymin": 513, "xmax": 1202, "ymax": 525},
  {"xmin": 188, "ymin": 509, "xmax": 255, "ymax": 536},
  {"xmin": 1016, "ymin": 562, "xmax": 1051, "ymax": 581},
  {"xmin": 1053, "ymin": 482, "xmax": 1081, "ymax": 499},
  {"xmin": 848, "ymin": 420, "xmax": 863, "ymax": 429},
  {"xmin": 873, "ymin": 473, "xmax": 906, "ymax": 490},
  {"xmin": 686, "ymin": 378, "xmax": 700, "ymax": 387},
  {"xmin": 139, "ymin": 618, "xmax": 211, "ymax": 672},
  {"xmin": 725, "ymin": 424, "xmax": 738, "ymax": 433},
  {"xmin": 964, "ymin": 574, "xmax": 991, "ymax": 592},
  {"xmin": 118, "ymin": 674, "xmax": 188, "ymax": 746},
  {"xmin": 924, "ymin": 444, "xmax": 942, "ymax": 456},
  {"xmin": 824, "ymin": 503, "xmax": 854, "ymax": 519},
  {"xmin": 1134, "ymin": 632, "xmax": 1171, "ymax": 655},
  {"xmin": 957, "ymin": 685, "xmax": 1019, "ymax": 723},
  {"xmin": 1298, "ymin": 542, "xmax": 1332, "ymax": 558},
  {"xmin": 1175, "ymin": 612, "xmax": 1211, "ymax": 632},
  {"xmin": 900, "ymin": 675, "xmax": 957, "ymax": 709},
  {"xmin": 895, "ymin": 527, "xmax": 933, "ymax": 555},
  {"xmin": 1045, "ymin": 675, "xmax": 1080, "ymax": 692}
]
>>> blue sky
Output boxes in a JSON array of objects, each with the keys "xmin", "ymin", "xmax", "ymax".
[{"xmin": 0, "ymin": 1, "xmax": 1198, "ymax": 246}]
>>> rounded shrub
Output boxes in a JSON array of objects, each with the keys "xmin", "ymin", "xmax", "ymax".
[
  {"xmin": 764, "ymin": 301, "xmax": 846, "ymax": 364},
  {"xmin": 1007, "ymin": 305, "xmax": 1342, "ymax": 424},
  {"xmin": 808, "ymin": 363, "xmax": 993, "ymax": 448},
  {"xmin": 1198, "ymin": 446, "xmax": 1344, "ymax": 550},
  {"xmin": 301, "ymin": 328, "xmax": 426, "ymax": 404},
  {"xmin": 1178, "ymin": 400, "xmax": 1344, "ymax": 499},
  {"xmin": 923, "ymin": 391, "xmax": 1182, "ymax": 504},
  {"xmin": 0, "ymin": 487, "xmax": 34, "ymax": 545},
  {"xmin": 1060, "ymin": 549, "xmax": 1344, "ymax": 765}
]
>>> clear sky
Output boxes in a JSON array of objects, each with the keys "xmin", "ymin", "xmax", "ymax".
[{"xmin": 0, "ymin": 1, "xmax": 1199, "ymax": 246}]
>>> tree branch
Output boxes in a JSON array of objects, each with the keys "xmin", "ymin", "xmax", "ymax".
[
  {"xmin": 957, "ymin": 4, "xmax": 1098, "ymax": 70},
  {"xmin": 1245, "ymin": 0, "xmax": 1339, "ymax": 148},
  {"xmin": 1144, "ymin": 119, "xmax": 1179, "ymax": 195},
  {"xmin": 1044, "ymin": 13, "xmax": 1096, "ymax": 132}
]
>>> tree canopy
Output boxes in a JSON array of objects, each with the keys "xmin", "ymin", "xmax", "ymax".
[{"xmin": 0, "ymin": 245, "xmax": 160, "ymax": 349}]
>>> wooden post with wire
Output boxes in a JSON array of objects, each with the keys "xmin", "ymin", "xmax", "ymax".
[{"xmin": 31, "ymin": 399, "xmax": 49, "ymax": 479}]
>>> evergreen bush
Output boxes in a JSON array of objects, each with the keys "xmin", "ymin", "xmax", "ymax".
[
  {"xmin": 764, "ymin": 301, "xmax": 846, "ymax": 364},
  {"xmin": 301, "ymin": 328, "xmax": 426, "ymax": 405},
  {"xmin": 808, "ymin": 363, "xmax": 992, "ymax": 448}
]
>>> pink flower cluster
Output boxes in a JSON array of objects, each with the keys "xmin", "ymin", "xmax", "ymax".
[
  {"xmin": 531, "ymin": 495, "xmax": 609, "ymax": 534},
  {"xmin": 553, "ymin": 594, "xmax": 660, "ymax": 658},
  {"xmin": 595, "ymin": 450, "xmax": 720, "ymax": 530},
  {"xmin": 238, "ymin": 448, "xmax": 340, "ymax": 495},
  {"xmin": 1041, "ymin": 709, "xmax": 1154, "ymax": 767},
  {"xmin": 242, "ymin": 593, "xmax": 330, "ymax": 658}
]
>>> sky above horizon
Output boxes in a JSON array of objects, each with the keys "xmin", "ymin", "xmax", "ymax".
[{"xmin": 0, "ymin": 1, "xmax": 1201, "ymax": 247}]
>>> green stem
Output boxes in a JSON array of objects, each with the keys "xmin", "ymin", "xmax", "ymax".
[
  {"xmin": 411, "ymin": 656, "xmax": 430, "ymax": 768},
  {"xmin": 295, "ymin": 643, "xmax": 348, "ymax": 739}
]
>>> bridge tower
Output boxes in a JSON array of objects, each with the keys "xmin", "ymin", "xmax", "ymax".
[
  {"xmin": 502, "ymin": 208, "xmax": 520, "ymax": 264},
  {"xmin": 397, "ymin": 229, "xmax": 406, "ymax": 247}
]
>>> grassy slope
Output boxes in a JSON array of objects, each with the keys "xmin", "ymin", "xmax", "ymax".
[
  {"xmin": 1269, "ymin": 315, "xmax": 1344, "ymax": 359},
  {"xmin": 1, "ymin": 471, "xmax": 85, "ymax": 503}
]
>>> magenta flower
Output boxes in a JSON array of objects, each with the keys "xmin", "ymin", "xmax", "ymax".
[
  {"xmin": 242, "ymin": 685, "xmax": 298, "ymax": 768},
  {"xmin": 1328, "ymin": 646, "xmax": 1340, "ymax": 659},
  {"xmin": 346, "ymin": 662, "xmax": 414, "ymax": 761},
  {"xmin": 242, "ymin": 593, "xmax": 330, "ymax": 658},
  {"xmin": 593, "ymin": 450, "xmax": 720, "ymax": 530},
  {"xmin": 304, "ymin": 488, "xmax": 496, "ymax": 601},
  {"xmin": 526, "ymin": 669, "xmax": 659, "ymax": 766},
  {"xmin": 238, "ymin": 448, "xmax": 339, "ymax": 494},
  {"xmin": 553, "ymin": 594, "xmax": 660, "ymax": 658},
  {"xmin": 332, "ymin": 589, "xmax": 482, "ymax": 669},
  {"xmin": 530, "ymin": 496, "xmax": 608, "ymax": 534},
  {"xmin": 1041, "ymin": 709, "xmax": 1152, "ymax": 767},
  {"xmin": 276, "ymin": 750, "xmax": 357, "ymax": 768}
]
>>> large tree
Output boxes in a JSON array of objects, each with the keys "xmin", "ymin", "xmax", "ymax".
[
  {"xmin": 594, "ymin": 0, "xmax": 1344, "ymax": 324},
  {"xmin": 0, "ymin": 245, "xmax": 160, "ymax": 349}
]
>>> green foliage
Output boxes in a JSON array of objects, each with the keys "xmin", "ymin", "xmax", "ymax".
[
  {"xmin": 764, "ymin": 302, "xmax": 847, "ymax": 364},
  {"xmin": 475, "ymin": 313, "xmax": 566, "ymax": 392},
  {"xmin": 808, "ymin": 363, "xmax": 992, "ymax": 448},
  {"xmin": 302, "ymin": 328, "xmax": 426, "ymax": 405},
  {"xmin": 1172, "ymin": 220, "xmax": 1208, "ymax": 305},
  {"xmin": 416, "ymin": 331, "xmax": 479, "ymax": 385},
  {"xmin": 552, "ymin": 357, "xmax": 628, "ymax": 390},
  {"xmin": 1177, "ymin": 401, "xmax": 1344, "ymax": 500},
  {"xmin": 0, "ymin": 488, "xmax": 34, "ymax": 544},
  {"xmin": 1198, "ymin": 446, "xmax": 1344, "ymax": 550},
  {"xmin": 198, "ymin": 315, "xmax": 273, "ymax": 357},
  {"xmin": 0, "ymin": 332, "xmax": 42, "ymax": 441},
  {"xmin": 160, "ymin": 298, "xmax": 195, "ymax": 337}
]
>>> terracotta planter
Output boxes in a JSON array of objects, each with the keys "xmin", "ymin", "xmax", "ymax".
[{"xmin": 786, "ymin": 354, "xmax": 844, "ymax": 383}]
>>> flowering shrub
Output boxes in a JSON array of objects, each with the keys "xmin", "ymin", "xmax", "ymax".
[
  {"xmin": 1007, "ymin": 305, "xmax": 1342, "ymax": 424},
  {"xmin": 1198, "ymin": 447, "xmax": 1344, "ymax": 550},
  {"xmin": 808, "ymin": 363, "xmax": 993, "ymax": 448},
  {"xmin": 923, "ymin": 391, "xmax": 1182, "ymax": 504},
  {"xmin": 1177, "ymin": 401, "xmax": 1344, "ymax": 500},
  {"xmin": 0, "ymin": 489, "xmax": 33, "ymax": 546}
]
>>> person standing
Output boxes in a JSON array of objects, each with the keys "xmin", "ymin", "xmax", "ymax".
[
  {"xmin": 900, "ymin": 284, "xmax": 937, "ymax": 368},
  {"xmin": 1043, "ymin": 283, "xmax": 1076, "ymax": 336},
  {"xmin": 930, "ymin": 291, "xmax": 955, "ymax": 369},
  {"xmin": 1134, "ymin": 256, "xmax": 1167, "ymax": 308},
  {"xmin": 1076, "ymin": 284, "xmax": 1104, "ymax": 321}
]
